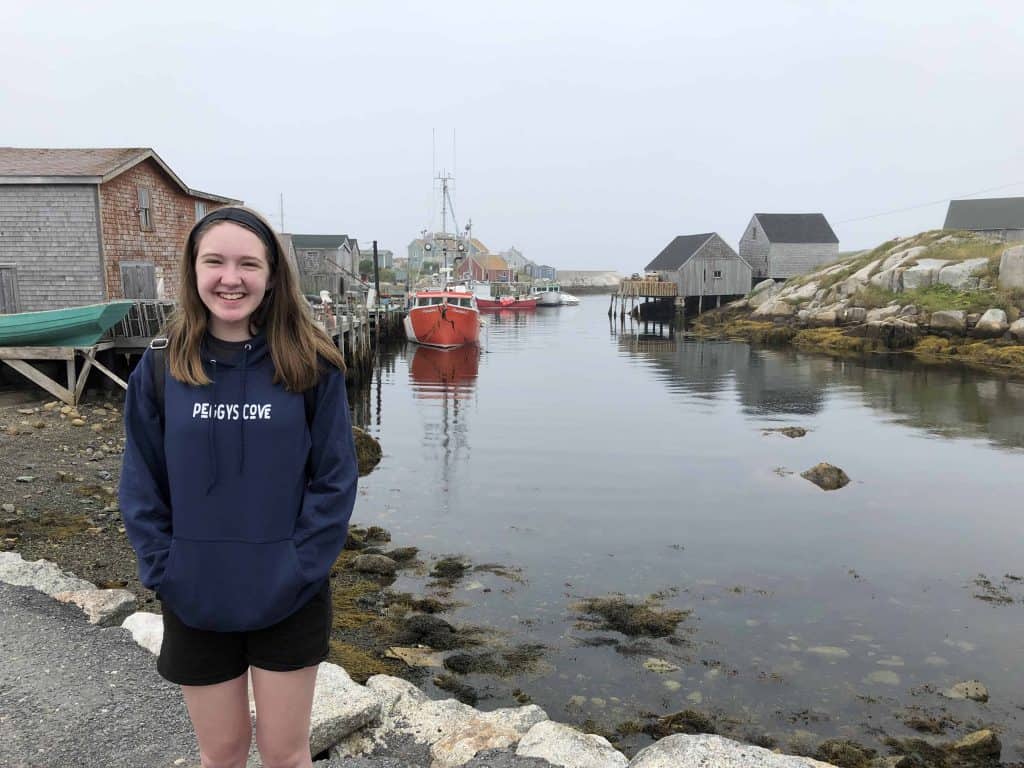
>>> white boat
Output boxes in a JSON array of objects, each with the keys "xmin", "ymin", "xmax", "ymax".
[
  {"xmin": 559, "ymin": 292, "xmax": 580, "ymax": 306},
  {"xmin": 530, "ymin": 282, "xmax": 562, "ymax": 306}
]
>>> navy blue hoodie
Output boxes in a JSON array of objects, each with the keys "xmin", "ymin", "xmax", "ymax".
[{"xmin": 118, "ymin": 333, "xmax": 357, "ymax": 632}]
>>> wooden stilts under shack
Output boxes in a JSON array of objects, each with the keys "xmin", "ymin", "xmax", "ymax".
[{"xmin": 0, "ymin": 342, "xmax": 125, "ymax": 405}]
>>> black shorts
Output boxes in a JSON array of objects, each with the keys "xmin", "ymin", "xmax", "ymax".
[{"xmin": 157, "ymin": 579, "xmax": 333, "ymax": 686}]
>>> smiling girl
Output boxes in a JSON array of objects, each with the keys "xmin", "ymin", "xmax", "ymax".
[{"xmin": 119, "ymin": 206, "xmax": 357, "ymax": 768}]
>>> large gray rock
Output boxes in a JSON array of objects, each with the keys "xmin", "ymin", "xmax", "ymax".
[
  {"xmin": 951, "ymin": 729, "xmax": 1001, "ymax": 760},
  {"xmin": 945, "ymin": 679, "xmax": 990, "ymax": 702},
  {"xmin": 752, "ymin": 299, "xmax": 795, "ymax": 318},
  {"xmin": 930, "ymin": 310, "xmax": 967, "ymax": 334},
  {"xmin": 998, "ymin": 245, "xmax": 1024, "ymax": 290},
  {"xmin": 334, "ymin": 675, "xmax": 548, "ymax": 767},
  {"xmin": 353, "ymin": 554, "xmax": 398, "ymax": 576},
  {"xmin": 937, "ymin": 257, "xmax": 989, "ymax": 290},
  {"xmin": 1009, "ymin": 318, "xmax": 1024, "ymax": 341},
  {"xmin": 881, "ymin": 246, "xmax": 925, "ymax": 271},
  {"xmin": 309, "ymin": 663, "xmax": 382, "ymax": 757},
  {"xmin": 973, "ymin": 309, "xmax": 1008, "ymax": 338},
  {"xmin": 748, "ymin": 279, "xmax": 781, "ymax": 309},
  {"xmin": 0, "ymin": 551, "xmax": 95, "ymax": 596},
  {"xmin": 842, "ymin": 307, "xmax": 867, "ymax": 324},
  {"xmin": 848, "ymin": 319, "xmax": 919, "ymax": 349},
  {"xmin": 122, "ymin": 611, "xmax": 164, "ymax": 655},
  {"xmin": 628, "ymin": 734, "xmax": 835, "ymax": 767},
  {"xmin": 866, "ymin": 305, "xmax": 900, "ymax": 322},
  {"xmin": 869, "ymin": 267, "xmax": 902, "ymax": 293},
  {"xmin": 900, "ymin": 259, "xmax": 949, "ymax": 291},
  {"xmin": 52, "ymin": 588, "xmax": 136, "ymax": 627},
  {"xmin": 516, "ymin": 721, "xmax": 627, "ymax": 768}
]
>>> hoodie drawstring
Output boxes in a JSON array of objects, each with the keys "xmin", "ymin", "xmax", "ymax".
[
  {"xmin": 239, "ymin": 344, "xmax": 250, "ymax": 475},
  {"xmin": 206, "ymin": 360, "xmax": 219, "ymax": 495}
]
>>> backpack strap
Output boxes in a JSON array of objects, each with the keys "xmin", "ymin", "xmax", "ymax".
[{"xmin": 149, "ymin": 337, "xmax": 169, "ymax": 426}]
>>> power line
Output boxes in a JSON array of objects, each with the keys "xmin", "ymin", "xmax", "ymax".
[{"xmin": 836, "ymin": 180, "xmax": 1024, "ymax": 225}]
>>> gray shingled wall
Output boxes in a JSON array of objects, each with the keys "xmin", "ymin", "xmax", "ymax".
[
  {"xmin": 0, "ymin": 185, "xmax": 104, "ymax": 312},
  {"xmin": 738, "ymin": 216, "xmax": 770, "ymax": 280},
  {"xmin": 676, "ymin": 234, "xmax": 751, "ymax": 296},
  {"xmin": 767, "ymin": 242, "xmax": 839, "ymax": 279}
]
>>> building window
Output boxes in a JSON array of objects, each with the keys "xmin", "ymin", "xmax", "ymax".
[
  {"xmin": 713, "ymin": 270, "xmax": 723, "ymax": 279},
  {"xmin": 752, "ymin": 226, "xmax": 757, "ymax": 239},
  {"xmin": 138, "ymin": 187, "xmax": 152, "ymax": 231},
  {"xmin": 195, "ymin": 201, "xmax": 207, "ymax": 221}
]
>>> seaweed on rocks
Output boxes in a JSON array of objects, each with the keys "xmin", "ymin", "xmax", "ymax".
[{"xmin": 572, "ymin": 594, "xmax": 690, "ymax": 638}]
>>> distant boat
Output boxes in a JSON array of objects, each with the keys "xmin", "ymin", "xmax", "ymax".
[
  {"xmin": 476, "ymin": 294, "xmax": 539, "ymax": 310},
  {"xmin": 0, "ymin": 301, "xmax": 136, "ymax": 347},
  {"xmin": 530, "ymin": 282, "xmax": 562, "ymax": 306},
  {"xmin": 559, "ymin": 292, "xmax": 580, "ymax": 306}
]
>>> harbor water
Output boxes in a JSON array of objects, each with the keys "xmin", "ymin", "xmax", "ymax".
[{"xmin": 351, "ymin": 295, "xmax": 1024, "ymax": 758}]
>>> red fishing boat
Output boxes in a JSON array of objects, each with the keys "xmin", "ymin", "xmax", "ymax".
[
  {"xmin": 403, "ymin": 285, "xmax": 481, "ymax": 348},
  {"xmin": 475, "ymin": 294, "xmax": 538, "ymax": 310}
]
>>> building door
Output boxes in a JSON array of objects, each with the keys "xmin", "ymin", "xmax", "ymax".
[
  {"xmin": 0, "ymin": 266, "xmax": 18, "ymax": 314},
  {"xmin": 120, "ymin": 262, "xmax": 157, "ymax": 299}
]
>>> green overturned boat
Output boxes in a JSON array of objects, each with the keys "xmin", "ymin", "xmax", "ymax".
[{"xmin": 0, "ymin": 301, "xmax": 136, "ymax": 347}]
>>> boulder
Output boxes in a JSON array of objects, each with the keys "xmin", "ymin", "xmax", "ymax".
[
  {"xmin": 937, "ymin": 257, "xmax": 990, "ymax": 290},
  {"xmin": 122, "ymin": 612, "xmax": 164, "ymax": 655},
  {"xmin": 866, "ymin": 305, "xmax": 901, "ymax": 322},
  {"xmin": 748, "ymin": 280, "xmax": 781, "ymax": 309},
  {"xmin": 0, "ymin": 551, "xmax": 95, "ymax": 596},
  {"xmin": 842, "ymin": 307, "xmax": 867, "ymax": 324},
  {"xmin": 930, "ymin": 310, "xmax": 967, "ymax": 335},
  {"xmin": 950, "ymin": 729, "xmax": 1001, "ymax": 760},
  {"xmin": 972, "ymin": 309, "xmax": 1008, "ymax": 338},
  {"xmin": 849, "ymin": 320, "xmax": 919, "ymax": 349},
  {"xmin": 629, "ymin": 734, "xmax": 835, "ymax": 767},
  {"xmin": 807, "ymin": 309, "xmax": 838, "ymax": 327},
  {"xmin": 53, "ymin": 588, "xmax": 136, "ymax": 627},
  {"xmin": 784, "ymin": 281, "xmax": 819, "ymax": 302},
  {"xmin": 752, "ymin": 299, "xmax": 795, "ymax": 319},
  {"xmin": 881, "ymin": 246, "xmax": 926, "ymax": 271},
  {"xmin": 998, "ymin": 245, "xmax": 1024, "ymax": 290},
  {"xmin": 308, "ymin": 663, "xmax": 382, "ymax": 757},
  {"xmin": 353, "ymin": 554, "xmax": 398, "ymax": 576},
  {"xmin": 869, "ymin": 267, "xmax": 902, "ymax": 293},
  {"xmin": 516, "ymin": 721, "xmax": 627, "ymax": 768},
  {"xmin": 334, "ymin": 674, "xmax": 548, "ymax": 765},
  {"xmin": 1009, "ymin": 318, "xmax": 1024, "ymax": 341},
  {"xmin": 900, "ymin": 259, "xmax": 949, "ymax": 290},
  {"xmin": 800, "ymin": 463, "xmax": 850, "ymax": 491},
  {"xmin": 945, "ymin": 679, "xmax": 989, "ymax": 702},
  {"xmin": 850, "ymin": 259, "xmax": 881, "ymax": 283}
]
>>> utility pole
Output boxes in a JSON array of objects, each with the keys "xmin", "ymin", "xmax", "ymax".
[{"xmin": 372, "ymin": 240, "xmax": 381, "ymax": 303}]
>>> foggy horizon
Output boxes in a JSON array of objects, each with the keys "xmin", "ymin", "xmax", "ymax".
[{"xmin": 3, "ymin": 0, "xmax": 1022, "ymax": 274}]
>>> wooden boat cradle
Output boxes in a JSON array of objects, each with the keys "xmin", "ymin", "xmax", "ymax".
[{"xmin": 0, "ymin": 342, "xmax": 126, "ymax": 405}]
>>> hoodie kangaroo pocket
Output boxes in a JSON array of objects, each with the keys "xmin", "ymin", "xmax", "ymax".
[{"xmin": 158, "ymin": 537, "xmax": 306, "ymax": 632}]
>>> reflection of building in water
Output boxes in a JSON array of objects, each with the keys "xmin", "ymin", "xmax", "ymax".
[
  {"xmin": 408, "ymin": 345, "xmax": 480, "ymax": 481},
  {"xmin": 617, "ymin": 334, "xmax": 825, "ymax": 416},
  {"xmin": 349, "ymin": 346, "xmax": 400, "ymax": 430},
  {"xmin": 618, "ymin": 332, "xmax": 1024, "ymax": 449}
]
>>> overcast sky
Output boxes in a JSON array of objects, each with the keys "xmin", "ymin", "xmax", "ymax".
[{"xmin": 3, "ymin": 1, "xmax": 1023, "ymax": 272}]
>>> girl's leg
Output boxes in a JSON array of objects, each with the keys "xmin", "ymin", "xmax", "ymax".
[
  {"xmin": 180, "ymin": 671, "xmax": 252, "ymax": 768},
  {"xmin": 250, "ymin": 665, "xmax": 319, "ymax": 768}
]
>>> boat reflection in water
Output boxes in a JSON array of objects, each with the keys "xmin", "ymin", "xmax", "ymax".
[{"xmin": 408, "ymin": 345, "xmax": 480, "ymax": 484}]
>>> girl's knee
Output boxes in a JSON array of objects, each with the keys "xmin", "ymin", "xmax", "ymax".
[
  {"xmin": 199, "ymin": 737, "xmax": 251, "ymax": 768},
  {"xmin": 256, "ymin": 744, "xmax": 311, "ymax": 768}
]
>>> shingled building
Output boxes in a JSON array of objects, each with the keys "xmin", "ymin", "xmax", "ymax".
[{"xmin": 738, "ymin": 213, "xmax": 839, "ymax": 284}]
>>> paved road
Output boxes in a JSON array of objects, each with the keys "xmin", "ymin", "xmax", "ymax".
[{"xmin": 0, "ymin": 581, "xmax": 199, "ymax": 768}]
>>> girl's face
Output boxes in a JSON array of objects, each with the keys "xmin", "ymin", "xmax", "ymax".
[{"xmin": 194, "ymin": 222, "xmax": 272, "ymax": 341}]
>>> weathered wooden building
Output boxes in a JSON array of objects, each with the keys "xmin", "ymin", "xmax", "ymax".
[
  {"xmin": 646, "ymin": 232, "xmax": 751, "ymax": 309},
  {"xmin": 290, "ymin": 234, "xmax": 362, "ymax": 297},
  {"xmin": 738, "ymin": 213, "xmax": 839, "ymax": 284},
  {"xmin": 0, "ymin": 147, "xmax": 239, "ymax": 313},
  {"xmin": 454, "ymin": 254, "xmax": 511, "ymax": 282},
  {"xmin": 944, "ymin": 197, "xmax": 1024, "ymax": 242}
]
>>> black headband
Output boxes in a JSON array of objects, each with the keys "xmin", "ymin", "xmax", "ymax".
[{"xmin": 191, "ymin": 207, "xmax": 279, "ymax": 267}]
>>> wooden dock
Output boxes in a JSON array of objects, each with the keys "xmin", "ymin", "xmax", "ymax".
[
  {"xmin": 1, "ymin": 298, "xmax": 407, "ymax": 405},
  {"xmin": 609, "ymin": 279, "xmax": 678, "ymax": 319}
]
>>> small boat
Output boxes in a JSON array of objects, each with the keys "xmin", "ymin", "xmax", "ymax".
[
  {"xmin": 559, "ymin": 292, "xmax": 580, "ymax": 306},
  {"xmin": 404, "ymin": 284, "xmax": 481, "ymax": 348},
  {"xmin": 476, "ymin": 294, "xmax": 538, "ymax": 310},
  {"xmin": 530, "ymin": 282, "xmax": 562, "ymax": 306},
  {"xmin": 0, "ymin": 301, "xmax": 136, "ymax": 347}
]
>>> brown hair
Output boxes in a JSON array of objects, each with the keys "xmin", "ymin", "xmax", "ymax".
[{"xmin": 164, "ymin": 205, "xmax": 346, "ymax": 391}]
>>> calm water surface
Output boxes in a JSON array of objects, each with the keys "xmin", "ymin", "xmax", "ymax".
[{"xmin": 352, "ymin": 295, "xmax": 1024, "ymax": 758}]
